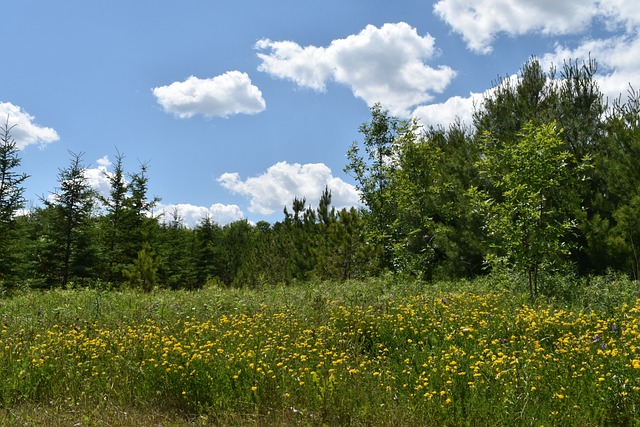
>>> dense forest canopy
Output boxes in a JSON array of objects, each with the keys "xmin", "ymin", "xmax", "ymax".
[{"xmin": 1, "ymin": 57, "xmax": 640, "ymax": 296}]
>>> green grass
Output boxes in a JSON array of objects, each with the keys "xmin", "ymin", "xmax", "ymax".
[{"xmin": 1, "ymin": 275, "xmax": 640, "ymax": 426}]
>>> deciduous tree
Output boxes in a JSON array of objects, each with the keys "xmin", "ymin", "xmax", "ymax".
[{"xmin": 475, "ymin": 122, "xmax": 580, "ymax": 300}]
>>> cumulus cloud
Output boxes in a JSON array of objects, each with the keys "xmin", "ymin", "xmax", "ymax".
[
  {"xmin": 0, "ymin": 102, "xmax": 59, "ymax": 149},
  {"xmin": 83, "ymin": 156, "xmax": 114, "ymax": 200},
  {"xmin": 541, "ymin": 34, "xmax": 640, "ymax": 105},
  {"xmin": 433, "ymin": 0, "xmax": 601, "ymax": 54},
  {"xmin": 535, "ymin": 1, "xmax": 640, "ymax": 107},
  {"xmin": 156, "ymin": 203, "xmax": 245, "ymax": 227},
  {"xmin": 412, "ymin": 92, "xmax": 483, "ymax": 128},
  {"xmin": 218, "ymin": 161, "xmax": 360, "ymax": 215},
  {"xmin": 419, "ymin": 0, "xmax": 640, "ymax": 127},
  {"xmin": 256, "ymin": 22, "xmax": 456, "ymax": 117},
  {"xmin": 83, "ymin": 156, "xmax": 245, "ymax": 227},
  {"xmin": 152, "ymin": 71, "xmax": 266, "ymax": 118},
  {"xmin": 47, "ymin": 156, "xmax": 113, "ymax": 206}
]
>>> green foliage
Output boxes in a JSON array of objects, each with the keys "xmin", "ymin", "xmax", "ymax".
[
  {"xmin": 122, "ymin": 242, "xmax": 159, "ymax": 291},
  {"xmin": 345, "ymin": 103, "xmax": 405, "ymax": 268},
  {"xmin": 475, "ymin": 121, "xmax": 581, "ymax": 300},
  {"xmin": 155, "ymin": 213, "xmax": 198, "ymax": 290},
  {"xmin": 237, "ymin": 190, "xmax": 379, "ymax": 287},
  {"xmin": 391, "ymin": 122, "xmax": 484, "ymax": 278},
  {"xmin": 37, "ymin": 151, "xmax": 98, "ymax": 287},
  {"xmin": 2, "ymin": 54, "xmax": 640, "ymax": 291},
  {"xmin": 598, "ymin": 88, "xmax": 640, "ymax": 280},
  {"xmin": 0, "ymin": 118, "xmax": 29, "ymax": 282},
  {"xmin": 473, "ymin": 57, "xmax": 609, "ymax": 274}
]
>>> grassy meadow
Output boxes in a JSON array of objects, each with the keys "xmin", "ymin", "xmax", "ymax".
[{"xmin": 1, "ymin": 275, "xmax": 640, "ymax": 426}]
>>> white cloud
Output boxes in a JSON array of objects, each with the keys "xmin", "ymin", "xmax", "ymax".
[
  {"xmin": 152, "ymin": 71, "xmax": 266, "ymax": 118},
  {"xmin": 156, "ymin": 203, "xmax": 244, "ymax": 227},
  {"xmin": 433, "ymin": 0, "xmax": 640, "ymax": 56},
  {"xmin": 0, "ymin": 102, "xmax": 59, "ymax": 149},
  {"xmin": 532, "ymin": 1, "xmax": 640, "ymax": 109},
  {"xmin": 256, "ymin": 22, "xmax": 456, "ymax": 117},
  {"xmin": 84, "ymin": 156, "xmax": 113, "ymax": 200},
  {"xmin": 541, "ymin": 33, "xmax": 640, "ymax": 105},
  {"xmin": 255, "ymin": 39, "xmax": 333, "ymax": 91},
  {"xmin": 598, "ymin": 0, "xmax": 640, "ymax": 31},
  {"xmin": 428, "ymin": 0, "xmax": 640, "ymax": 128},
  {"xmin": 434, "ymin": 0, "xmax": 601, "ymax": 54},
  {"xmin": 412, "ymin": 92, "xmax": 483, "ymax": 128},
  {"xmin": 218, "ymin": 161, "xmax": 360, "ymax": 215},
  {"xmin": 83, "ymin": 155, "xmax": 244, "ymax": 227}
]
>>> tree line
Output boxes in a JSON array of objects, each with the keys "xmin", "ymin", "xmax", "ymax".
[
  {"xmin": 0, "ymin": 129, "xmax": 377, "ymax": 290},
  {"xmin": 1, "ymin": 57, "xmax": 640, "ymax": 296}
]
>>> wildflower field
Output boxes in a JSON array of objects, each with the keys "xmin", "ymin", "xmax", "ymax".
[{"xmin": 1, "ymin": 276, "xmax": 639, "ymax": 426}]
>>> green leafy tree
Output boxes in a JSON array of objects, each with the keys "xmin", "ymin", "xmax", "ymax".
[
  {"xmin": 473, "ymin": 57, "xmax": 608, "ymax": 274},
  {"xmin": 475, "ymin": 122, "xmax": 580, "ymax": 300},
  {"xmin": 345, "ymin": 103, "xmax": 404, "ymax": 269},
  {"xmin": 388, "ymin": 119, "xmax": 439, "ymax": 274},
  {"xmin": 0, "ymin": 118, "xmax": 29, "ymax": 282}
]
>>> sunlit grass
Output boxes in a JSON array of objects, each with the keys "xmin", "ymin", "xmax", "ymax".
[{"xmin": 1, "ymin": 276, "xmax": 639, "ymax": 426}]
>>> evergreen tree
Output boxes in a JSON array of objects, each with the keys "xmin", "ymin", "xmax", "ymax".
[
  {"xmin": 219, "ymin": 219, "xmax": 254, "ymax": 287},
  {"xmin": 391, "ymin": 121, "xmax": 484, "ymax": 278},
  {"xmin": 98, "ymin": 157, "xmax": 160, "ymax": 286},
  {"xmin": 193, "ymin": 214, "xmax": 223, "ymax": 286},
  {"xmin": 125, "ymin": 161, "xmax": 160, "ymax": 253},
  {"xmin": 156, "ymin": 209, "xmax": 198, "ymax": 289},
  {"xmin": 600, "ymin": 88, "xmax": 640, "ymax": 279},
  {"xmin": 0, "ymin": 118, "xmax": 29, "ymax": 282},
  {"xmin": 123, "ymin": 242, "xmax": 159, "ymax": 292},
  {"xmin": 473, "ymin": 57, "xmax": 608, "ymax": 274},
  {"xmin": 39, "ymin": 151, "xmax": 97, "ymax": 287},
  {"xmin": 97, "ymin": 150, "xmax": 129, "ymax": 281}
]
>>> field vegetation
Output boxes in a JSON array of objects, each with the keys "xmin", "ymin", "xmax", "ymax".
[{"xmin": 1, "ymin": 274, "xmax": 640, "ymax": 426}]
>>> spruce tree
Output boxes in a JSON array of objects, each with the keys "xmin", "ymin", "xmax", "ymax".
[{"xmin": 0, "ymin": 118, "xmax": 29, "ymax": 282}]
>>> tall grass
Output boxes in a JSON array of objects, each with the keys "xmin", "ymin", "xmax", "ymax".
[{"xmin": 1, "ymin": 275, "xmax": 639, "ymax": 426}]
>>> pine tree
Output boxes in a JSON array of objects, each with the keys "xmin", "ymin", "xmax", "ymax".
[{"xmin": 0, "ymin": 118, "xmax": 29, "ymax": 282}]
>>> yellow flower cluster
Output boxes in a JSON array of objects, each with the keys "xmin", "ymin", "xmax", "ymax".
[{"xmin": 1, "ymin": 290, "xmax": 639, "ymax": 424}]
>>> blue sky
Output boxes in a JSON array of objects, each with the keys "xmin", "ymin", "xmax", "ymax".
[{"xmin": 2, "ymin": 1, "xmax": 639, "ymax": 226}]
